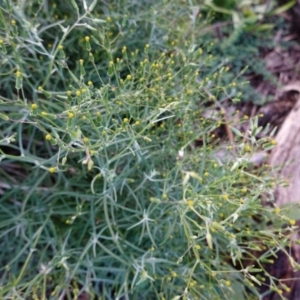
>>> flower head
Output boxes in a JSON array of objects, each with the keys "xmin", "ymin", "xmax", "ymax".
[
  {"xmin": 45, "ymin": 134, "xmax": 52, "ymax": 141},
  {"xmin": 49, "ymin": 167, "xmax": 56, "ymax": 173}
]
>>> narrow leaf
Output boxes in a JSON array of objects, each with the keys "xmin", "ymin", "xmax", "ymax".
[
  {"xmin": 230, "ymin": 126, "xmax": 243, "ymax": 137},
  {"xmin": 0, "ymin": 112, "xmax": 9, "ymax": 120},
  {"xmin": 70, "ymin": 0, "xmax": 79, "ymax": 12},
  {"xmin": 271, "ymin": 0, "xmax": 296, "ymax": 15},
  {"xmin": 89, "ymin": 0, "xmax": 97, "ymax": 12},
  {"xmin": 83, "ymin": 0, "xmax": 87, "ymax": 11}
]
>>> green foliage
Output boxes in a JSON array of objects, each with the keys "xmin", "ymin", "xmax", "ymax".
[
  {"xmin": 213, "ymin": 0, "xmax": 237, "ymax": 9},
  {"xmin": 201, "ymin": 0, "xmax": 297, "ymax": 104},
  {"xmin": 0, "ymin": 0, "xmax": 299, "ymax": 299}
]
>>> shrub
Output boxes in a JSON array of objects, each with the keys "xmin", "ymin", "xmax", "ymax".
[{"xmin": 0, "ymin": 1, "xmax": 298, "ymax": 299}]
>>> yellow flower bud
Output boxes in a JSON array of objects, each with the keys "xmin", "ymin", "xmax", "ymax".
[
  {"xmin": 68, "ymin": 112, "xmax": 74, "ymax": 119},
  {"xmin": 187, "ymin": 200, "xmax": 194, "ymax": 207},
  {"xmin": 45, "ymin": 134, "xmax": 52, "ymax": 141},
  {"xmin": 49, "ymin": 167, "xmax": 56, "ymax": 173}
]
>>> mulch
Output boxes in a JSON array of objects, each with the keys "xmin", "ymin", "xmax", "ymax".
[{"xmin": 242, "ymin": 1, "xmax": 300, "ymax": 132}]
